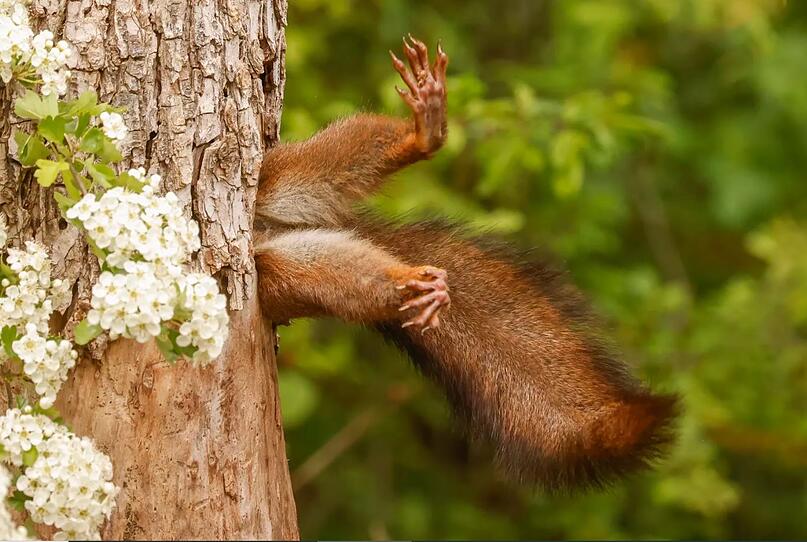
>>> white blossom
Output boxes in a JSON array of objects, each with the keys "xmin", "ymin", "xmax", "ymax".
[
  {"xmin": 0, "ymin": 0, "xmax": 33, "ymax": 82},
  {"xmin": 1, "ymin": 241, "xmax": 75, "ymax": 408},
  {"xmin": 66, "ymin": 182, "xmax": 228, "ymax": 362},
  {"xmin": 12, "ymin": 323, "xmax": 77, "ymax": 409},
  {"xmin": 0, "ymin": 410, "xmax": 118, "ymax": 540},
  {"xmin": 98, "ymin": 111, "xmax": 127, "ymax": 141},
  {"xmin": 0, "ymin": 408, "xmax": 57, "ymax": 466},
  {"xmin": 176, "ymin": 273, "xmax": 229, "ymax": 365},
  {"xmin": 0, "ymin": 1, "xmax": 72, "ymax": 94},
  {"xmin": 30, "ymin": 31, "xmax": 72, "ymax": 96},
  {"xmin": 1, "ymin": 241, "xmax": 70, "ymax": 334},
  {"xmin": 0, "ymin": 464, "xmax": 28, "ymax": 540},
  {"xmin": 87, "ymin": 263, "xmax": 177, "ymax": 343}
]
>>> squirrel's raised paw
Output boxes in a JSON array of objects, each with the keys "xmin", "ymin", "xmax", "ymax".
[
  {"xmin": 396, "ymin": 266, "xmax": 450, "ymax": 333},
  {"xmin": 389, "ymin": 35, "xmax": 448, "ymax": 156}
]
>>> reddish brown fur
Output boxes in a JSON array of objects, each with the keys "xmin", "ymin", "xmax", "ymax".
[
  {"xmin": 356, "ymin": 218, "xmax": 677, "ymax": 489},
  {"xmin": 253, "ymin": 37, "xmax": 677, "ymax": 491},
  {"xmin": 256, "ymin": 115, "xmax": 425, "ymax": 229}
]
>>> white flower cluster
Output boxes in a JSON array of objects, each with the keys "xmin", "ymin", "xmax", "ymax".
[
  {"xmin": 1, "ymin": 241, "xmax": 71, "ymax": 333},
  {"xmin": 0, "ymin": 0, "xmax": 32, "ymax": 83},
  {"xmin": 28, "ymin": 30, "xmax": 72, "ymax": 96},
  {"xmin": 176, "ymin": 273, "xmax": 229, "ymax": 365},
  {"xmin": 1, "ymin": 241, "xmax": 76, "ymax": 408},
  {"xmin": 67, "ymin": 170, "xmax": 229, "ymax": 365},
  {"xmin": 67, "ymin": 172, "xmax": 198, "ymax": 268},
  {"xmin": 12, "ymin": 323, "xmax": 77, "ymax": 409},
  {"xmin": 0, "ymin": 409, "xmax": 118, "ymax": 540},
  {"xmin": 0, "ymin": 465, "xmax": 28, "ymax": 540},
  {"xmin": 98, "ymin": 111, "xmax": 127, "ymax": 141},
  {"xmin": 0, "ymin": 0, "xmax": 72, "ymax": 95}
]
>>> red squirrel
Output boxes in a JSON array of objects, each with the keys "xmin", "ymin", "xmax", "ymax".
[{"xmin": 254, "ymin": 36, "xmax": 678, "ymax": 491}]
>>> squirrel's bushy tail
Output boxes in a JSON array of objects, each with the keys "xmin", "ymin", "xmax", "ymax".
[{"xmin": 357, "ymin": 218, "xmax": 678, "ymax": 491}]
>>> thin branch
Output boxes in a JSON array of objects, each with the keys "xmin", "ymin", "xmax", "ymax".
[
  {"xmin": 292, "ymin": 408, "xmax": 381, "ymax": 491},
  {"xmin": 629, "ymin": 162, "xmax": 692, "ymax": 293},
  {"xmin": 292, "ymin": 387, "xmax": 414, "ymax": 491}
]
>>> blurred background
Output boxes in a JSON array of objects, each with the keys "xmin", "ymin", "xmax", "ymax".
[{"xmin": 274, "ymin": 0, "xmax": 807, "ymax": 538}]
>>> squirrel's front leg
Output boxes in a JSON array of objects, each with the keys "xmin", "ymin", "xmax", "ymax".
[{"xmin": 256, "ymin": 36, "xmax": 449, "ymax": 229}]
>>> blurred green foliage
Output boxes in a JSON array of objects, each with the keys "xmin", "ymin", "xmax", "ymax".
[{"xmin": 275, "ymin": 0, "xmax": 807, "ymax": 538}]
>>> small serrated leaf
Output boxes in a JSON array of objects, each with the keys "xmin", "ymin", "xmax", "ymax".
[
  {"xmin": 1, "ymin": 325, "xmax": 18, "ymax": 359},
  {"xmin": 65, "ymin": 113, "xmax": 91, "ymax": 137},
  {"xmin": 14, "ymin": 90, "xmax": 47, "ymax": 120},
  {"xmin": 115, "ymin": 171, "xmax": 145, "ymax": 192},
  {"xmin": 79, "ymin": 127, "xmax": 105, "ymax": 154},
  {"xmin": 86, "ymin": 162, "xmax": 113, "ymax": 188},
  {"xmin": 8, "ymin": 490, "xmax": 30, "ymax": 512},
  {"xmin": 43, "ymin": 92, "xmax": 59, "ymax": 118},
  {"xmin": 14, "ymin": 130, "xmax": 49, "ymax": 167},
  {"xmin": 38, "ymin": 116, "xmax": 68, "ymax": 144},
  {"xmin": 155, "ymin": 333, "xmax": 179, "ymax": 363},
  {"xmin": 63, "ymin": 172, "xmax": 82, "ymax": 200},
  {"xmin": 98, "ymin": 138, "xmax": 123, "ymax": 163},
  {"xmin": 64, "ymin": 90, "xmax": 98, "ymax": 116},
  {"xmin": 21, "ymin": 447, "xmax": 38, "ymax": 467},
  {"xmin": 33, "ymin": 159, "xmax": 69, "ymax": 187},
  {"xmin": 74, "ymin": 319, "xmax": 103, "ymax": 345},
  {"xmin": 53, "ymin": 191, "xmax": 78, "ymax": 215}
]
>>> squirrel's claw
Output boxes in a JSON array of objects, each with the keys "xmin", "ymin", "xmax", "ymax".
[
  {"xmin": 391, "ymin": 35, "xmax": 448, "ymax": 155},
  {"xmin": 399, "ymin": 266, "xmax": 450, "ymax": 332}
]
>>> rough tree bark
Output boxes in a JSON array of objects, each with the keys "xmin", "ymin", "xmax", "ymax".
[{"xmin": 0, "ymin": 0, "xmax": 298, "ymax": 539}]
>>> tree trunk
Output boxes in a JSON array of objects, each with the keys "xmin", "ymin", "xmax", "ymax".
[{"xmin": 0, "ymin": 0, "xmax": 298, "ymax": 539}]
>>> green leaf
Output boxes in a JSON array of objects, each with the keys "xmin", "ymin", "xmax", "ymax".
[
  {"xmin": 155, "ymin": 333, "xmax": 179, "ymax": 364},
  {"xmin": 21, "ymin": 446, "xmax": 38, "ymax": 467},
  {"xmin": 1, "ymin": 325, "xmax": 18, "ymax": 359},
  {"xmin": 43, "ymin": 92, "xmax": 59, "ymax": 118},
  {"xmin": 98, "ymin": 138, "xmax": 123, "ymax": 163},
  {"xmin": 550, "ymin": 129, "xmax": 588, "ymax": 168},
  {"xmin": 65, "ymin": 113, "xmax": 91, "ymax": 137},
  {"xmin": 13, "ymin": 90, "xmax": 57, "ymax": 120},
  {"xmin": 0, "ymin": 262, "xmax": 15, "ymax": 281},
  {"xmin": 86, "ymin": 238, "xmax": 107, "ymax": 261},
  {"xmin": 53, "ymin": 191, "xmax": 78, "ymax": 215},
  {"xmin": 86, "ymin": 161, "xmax": 114, "ymax": 188},
  {"xmin": 64, "ymin": 90, "xmax": 98, "ymax": 116},
  {"xmin": 116, "ymin": 170, "xmax": 145, "ymax": 192},
  {"xmin": 167, "ymin": 328, "xmax": 197, "ymax": 358},
  {"xmin": 13, "ymin": 130, "xmax": 49, "ymax": 167},
  {"xmin": 63, "ymin": 91, "xmax": 118, "ymax": 117},
  {"xmin": 33, "ymin": 159, "xmax": 69, "ymax": 187},
  {"xmin": 8, "ymin": 490, "xmax": 30, "ymax": 512},
  {"xmin": 32, "ymin": 404, "xmax": 64, "ymax": 424},
  {"xmin": 38, "ymin": 116, "xmax": 68, "ymax": 144},
  {"xmin": 74, "ymin": 319, "xmax": 103, "ymax": 345},
  {"xmin": 63, "ymin": 171, "xmax": 83, "ymax": 200},
  {"xmin": 79, "ymin": 127, "xmax": 105, "ymax": 154}
]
